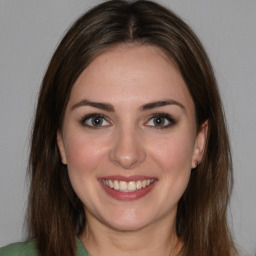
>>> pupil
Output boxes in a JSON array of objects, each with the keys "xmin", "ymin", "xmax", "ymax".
[
  {"xmin": 92, "ymin": 117, "xmax": 102, "ymax": 126},
  {"xmin": 154, "ymin": 117, "xmax": 164, "ymax": 126}
]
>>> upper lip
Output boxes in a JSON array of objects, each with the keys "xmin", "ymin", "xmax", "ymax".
[{"xmin": 98, "ymin": 175, "xmax": 158, "ymax": 182}]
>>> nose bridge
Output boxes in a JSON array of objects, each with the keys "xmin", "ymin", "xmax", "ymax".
[{"xmin": 109, "ymin": 124, "xmax": 146, "ymax": 169}]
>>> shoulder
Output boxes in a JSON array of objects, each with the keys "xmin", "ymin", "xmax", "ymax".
[
  {"xmin": 0, "ymin": 238, "xmax": 90, "ymax": 256},
  {"xmin": 0, "ymin": 239, "xmax": 38, "ymax": 256}
]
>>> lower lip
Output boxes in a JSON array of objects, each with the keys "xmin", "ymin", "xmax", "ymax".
[{"xmin": 99, "ymin": 180, "xmax": 156, "ymax": 201}]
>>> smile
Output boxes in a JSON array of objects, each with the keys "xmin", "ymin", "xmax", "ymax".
[{"xmin": 102, "ymin": 179, "xmax": 154, "ymax": 192}]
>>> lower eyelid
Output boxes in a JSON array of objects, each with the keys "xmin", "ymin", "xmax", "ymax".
[
  {"xmin": 80, "ymin": 114, "xmax": 110, "ymax": 127},
  {"xmin": 79, "ymin": 113, "xmax": 176, "ymax": 129},
  {"xmin": 146, "ymin": 114, "xmax": 176, "ymax": 125}
]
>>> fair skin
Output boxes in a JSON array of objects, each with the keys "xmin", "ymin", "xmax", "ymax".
[{"xmin": 57, "ymin": 45, "xmax": 208, "ymax": 256}]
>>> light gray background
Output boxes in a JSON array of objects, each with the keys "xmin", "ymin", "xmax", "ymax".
[{"xmin": 0, "ymin": 0, "xmax": 255, "ymax": 255}]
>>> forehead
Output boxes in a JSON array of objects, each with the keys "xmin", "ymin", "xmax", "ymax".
[{"xmin": 68, "ymin": 44, "xmax": 194, "ymax": 110}]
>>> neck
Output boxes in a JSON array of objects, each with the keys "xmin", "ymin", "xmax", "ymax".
[{"xmin": 79, "ymin": 213, "xmax": 182, "ymax": 256}]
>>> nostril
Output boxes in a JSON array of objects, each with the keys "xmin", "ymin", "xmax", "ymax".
[
  {"xmin": 110, "ymin": 153, "xmax": 143, "ymax": 169},
  {"xmin": 108, "ymin": 130, "xmax": 146, "ymax": 169},
  {"xmin": 109, "ymin": 144, "xmax": 146, "ymax": 169}
]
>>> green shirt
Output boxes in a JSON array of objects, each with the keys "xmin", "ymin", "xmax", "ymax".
[{"xmin": 0, "ymin": 238, "xmax": 91, "ymax": 256}]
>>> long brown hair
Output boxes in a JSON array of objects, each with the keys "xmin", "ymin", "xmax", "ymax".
[{"xmin": 27, "ymin": 0, "xmax": 237, "ymax": 255}]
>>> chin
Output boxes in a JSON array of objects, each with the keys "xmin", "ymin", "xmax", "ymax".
[
  {"xmin": 99, "ymin": 209, "xmax": 156, "ymax": 232},
  {"xmin": 107, "ymin": 219, "xmax": 150, "ymax": 232}
]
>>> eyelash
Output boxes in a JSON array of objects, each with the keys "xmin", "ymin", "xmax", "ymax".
[
  {"xmin": 145, "ymin": 113, "xmax": 177, "ymax": 129},
  {"xmin": 79, "ymin": 113, "xmax": 177, "ymax": 129},
  {"xmin": 80, "ymin": 113, "xmax": 111, "ymax": 129}
]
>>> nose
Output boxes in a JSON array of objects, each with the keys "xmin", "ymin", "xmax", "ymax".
[{"xmin": 109, "ymin": 127, "xmax": 146, "ymax": 169}]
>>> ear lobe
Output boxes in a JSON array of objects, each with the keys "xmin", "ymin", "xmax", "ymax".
[
  {"xmin": 192, "ymin": 120, "xmax": 208, "ymax": 168},
  {"xmin": 57, "ymin": 131, "xmax": 67, "ymax": 165}
]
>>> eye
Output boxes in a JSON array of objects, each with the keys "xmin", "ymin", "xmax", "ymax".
[
  {"xmin": 80, "ymin": 114, "xmax": 111, "ymax": 128},
  {"xmin": 145, "ymin": 113, "xmax": 176, "ymax": 129}
]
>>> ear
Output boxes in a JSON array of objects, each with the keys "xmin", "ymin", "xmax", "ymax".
[
  {"xmin": 57, "ymin": 130, "xmax": 67, "ymax": 165},
  {"xmin": 191, "ymin": 120, "xmax": 208, "ymax": 168}
]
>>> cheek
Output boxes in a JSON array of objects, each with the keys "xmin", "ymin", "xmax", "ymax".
[
  {"xmin": 155, "ymin": 133, "xmax": 194, "ymax": 198},
  {"xmin": 63, "ymin": 132, "xmax": 109, "ymax": 205},
  {"xmin": 64, "ymin": 133, "xmax": 106, "ymax": 175},
  {"xmin": 144, "ymin": 132, "xmax": 194, "ymax": 215},
  {"xmin": 149, "ymin": 131, "xmax": 195, "ymax": 173}
]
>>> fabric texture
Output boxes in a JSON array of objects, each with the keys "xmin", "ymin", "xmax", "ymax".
[{"xmin": 0, "ymin": 238, "xmax": 91, "ymax": 256}]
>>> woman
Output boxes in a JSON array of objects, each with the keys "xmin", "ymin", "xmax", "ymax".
[{"xmin": 0, "ymin": 0, "xmax": 237, "ymax": 255}]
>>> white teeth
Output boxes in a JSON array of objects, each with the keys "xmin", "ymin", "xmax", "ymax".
[
  {"xmin": 114, "ymin": 180, "xmax": 119, "ymax": 190},
  {"xmin": 120, "ymin": 181, "xmax": 127, "ymax": 191},
  {"xmin": 127, "ymin": 181, "xmax": 136, "ymax": 191},
  {"xmin": 136, "ymin": 180, "xmax": 142, "ymax": 189},
  {"xmin": 109, "ymin": 180, "xmax": 114, "ymax": 188},
  {"xmin": 102, "ymin": 179, "xmax": 154, "ymax": 192}
]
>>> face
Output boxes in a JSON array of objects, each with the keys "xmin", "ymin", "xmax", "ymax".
[{"xmin": 57, "ymin": 45, "xmax": 207, "ymax": 232}]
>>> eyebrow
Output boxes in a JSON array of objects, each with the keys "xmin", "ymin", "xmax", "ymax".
[
  {"xmin": 71, "ymin": 99, "xmax": 185, "ymax": 112},
  {"xmin": 71, "ymin": 100, "xmax": 115, "ymax": 112},
  {"xmin": 139, "ymin": 100, "xmax": 185, "ymax": 111}
]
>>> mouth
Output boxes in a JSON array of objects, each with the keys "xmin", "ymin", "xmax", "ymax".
[
  {"xmin": 99, "ymin": 176, "xmax": 157, "ymax": 201},
  {"xmin": 102, "ymin": 178, "xmax": 155, "ymax": 192}
]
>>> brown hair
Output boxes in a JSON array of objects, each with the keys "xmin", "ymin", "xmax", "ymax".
[{"xmin": 27, "ymin": 0, "xmax": 237, "ymax": 255}]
